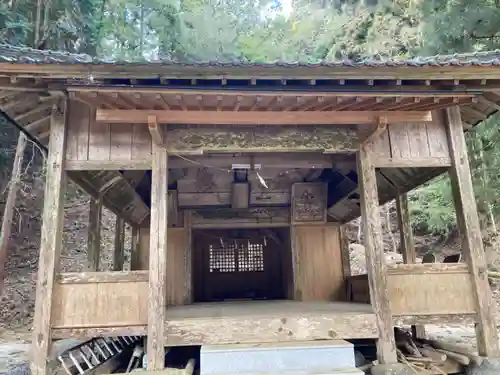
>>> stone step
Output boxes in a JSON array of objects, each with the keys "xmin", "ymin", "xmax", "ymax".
[{"xmin": 200, "ymin": 340, "xmax": 363, "ymax": 375}]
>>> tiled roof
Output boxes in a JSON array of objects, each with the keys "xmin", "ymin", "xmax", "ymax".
[{"xmin": 2, "ymin": 43, "xmax": 500, "ymax": 67}]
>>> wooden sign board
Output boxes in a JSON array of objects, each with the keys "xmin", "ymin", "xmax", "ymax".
[{"xmin": 291, "ymin": 182, "xmax": 327, "ymax": 224}]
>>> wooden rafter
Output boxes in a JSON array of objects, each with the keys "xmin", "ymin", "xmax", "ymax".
[{"xmin": 95, "ymin": 109, "xmax": 433, "ymax": 125}]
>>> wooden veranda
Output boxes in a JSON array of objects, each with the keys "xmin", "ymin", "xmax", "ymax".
[{"xmin": 0, "ymin": 44, "xmax": 500, "ymax": 374}]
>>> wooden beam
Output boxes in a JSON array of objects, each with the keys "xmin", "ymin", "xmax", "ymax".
[
  {"xmin": 4, "ymin": 62, "xmax": 500, "ymax": 80},
  {"xmin": 372, "ymin": 157, "xmax": 452, "ymax": 168},
  {"xmin": 148, "ymin": 115, "xmax": 164, "ymax": 145},
  {"xmin": 69, "ymin": 86, "xmax": 476, "ymax": 98},
  {"xmin": 0, "ymin": 134, "xmax": 27, "ymax": 295},
  {"xmin": 445, "ymin": 106, "xmax": 500, "ymax": 357},
  {"xmin": 65, "ymin": 160, "xmax": 152, "ymax": 171},
  {"xmin": 31, "ymin": 99, "xmax": 68, "ymax": 375},
  {"xmin": 87, "ymin": 198, "xmax": 102, "ymax": 271},
  {"xmin": 357, "ymin": 144, "xmax": 397, "ymax": 364},
  {"xmin": 113, "ymin": 216, "xmax": 125, "ymax": 271},
  {"xmin": 56, "ymin": 270, "xmax": 148, "ymax": 284},
  {"xmin": 51, "ymin": 326, "xmax": 147, "ymax": 340},
  {"xmin": 96, "ymin": 109, "xmax": 433, "ymax": 125},
  {"xmin": 147, "ymin": 141, "xmax": 168, "ymax": 370},
  {"xmin": 64, "ymin": 153, "xmax": 334, "ymax": 170}
]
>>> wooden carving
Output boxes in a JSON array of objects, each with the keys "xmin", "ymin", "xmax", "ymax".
[
  {"xmin": 166, "ymin": 125, "xmax": 361, "ymax": 153},
  {"xmin": 291, "ymin": 182, "xmax": 327, "ymax": 224}
]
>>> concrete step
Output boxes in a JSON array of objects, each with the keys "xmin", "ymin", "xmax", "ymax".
[{"xmin": 200, "ymin": 340, "xmax": 364, "ymax": 375}]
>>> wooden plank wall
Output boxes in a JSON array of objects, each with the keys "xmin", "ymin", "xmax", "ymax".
[
  {"xmin": 66, "ymin": 100, "xmax": 152, "ymax": 162},
  {"xmin": 292, "ymin": 225, "xmax": 345, "ymax": 301},
  {"xmin": 51, "ymin": 272, "xmax": 148, "ymax": 328},
  {"xmin": 371, "ymin": 112, "xmax": 450, "ymax": 164},
  {"xmin": 346, "ymin": 264, "xmax": 477, "ymax": 316},
  {"xmin": 137, "ymin": 227, "xmax": 191, "ymax": 305},
  {"xmin": 388, "ymin": 264, "xmax": 476, "ymax": 315}
]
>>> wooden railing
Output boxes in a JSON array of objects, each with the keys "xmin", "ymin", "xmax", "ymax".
[
  {"xmin": 51, "ymin": 271, "xmax": 148, "ymax": 330},
  {"xmin": 346, "ymin": 263, "xmax": 476, "ymax": 316}
]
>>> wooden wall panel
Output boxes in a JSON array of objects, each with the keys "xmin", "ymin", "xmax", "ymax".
[
  {"xmin": 388, "ymin": 271, "xmax": 475, "ymax": 315},
  {"xmin": 293, "ymin": 225, "xmax": 344, "ymax": 301},
  {"xmin": 166, "ymin": 228, "xmax": 189, "ymax": 305},
  {"xmin": 51, "ymin": 277, "xmax": 148, "ymax": 328},
  {"xmin": 65, "ymin": 99, "xmax": 151, "ymax": 163},
  {"xmin": 66, "ymin": 100, "xmax": 90, "ymax": 160},
  {"xmin": 137, "ymin": 227, "xmax": 191, "ymax": 305},
  {"xmin": 370, "ymin": 112, "xmax": 451, "ymax": 164},
  {"xmin": 110, "ymin": 123, "xmax": 133, "ymax": 160},
  {"xmin": 346, "ymin": 264, "xmax": 477, "ymax": 316}
]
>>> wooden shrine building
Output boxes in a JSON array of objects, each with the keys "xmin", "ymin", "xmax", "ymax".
[{"xmin": 1, "ymin": 44, "xmax": 500, "ymax": 374}]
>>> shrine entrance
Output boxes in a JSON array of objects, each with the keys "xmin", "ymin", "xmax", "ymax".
[{"xmin": 192, "ymin": 228, "xmax": 291, "ymax": 302}]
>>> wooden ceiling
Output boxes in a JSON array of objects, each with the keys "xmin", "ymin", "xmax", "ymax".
[{"xmin": 68, "ymin": 88, "xmax": 477, "ymax": 113}]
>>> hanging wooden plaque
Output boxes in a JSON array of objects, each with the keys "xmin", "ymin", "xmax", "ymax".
[{"xmin": 291, "ymin": 182, "xmax": 327, "ymax": 224}]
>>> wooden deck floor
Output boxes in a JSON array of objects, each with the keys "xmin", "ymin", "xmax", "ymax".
[{"xmin": 165, "ymin": 300, "xmax": 378, "ymax": 346}]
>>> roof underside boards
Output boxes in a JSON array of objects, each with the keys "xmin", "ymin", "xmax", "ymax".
[{"xmin": 2, "ymin": 44, "xmax": 500, "ymax": 223}]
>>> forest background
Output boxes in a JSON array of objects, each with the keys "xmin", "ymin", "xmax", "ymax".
[{"xmin": 3, "ymin": 0, "xmax": 500, "ymax": 262}]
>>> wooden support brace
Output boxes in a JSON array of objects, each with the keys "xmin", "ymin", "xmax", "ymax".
[
  {"xmin": 148, "ymin": 115, "xmax": 164, "ymax": 146},
  {"xmin": 362, "ymin": 116, "xmax": 388, "ymax": 146},
  {"xmin": 445, "ymin": 106, "xmax": 500, "ymax": 357},
  {"xmin": 31, "ymin": 99, "xmax": 68, "ymax": 375}
]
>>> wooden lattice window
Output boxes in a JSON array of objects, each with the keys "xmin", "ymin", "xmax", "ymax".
[
  {"xmin": 238, "ymin": 243, "xmax": 264, "ymax": 272},
  {"xmin": 209, "ymin": 244, "xmax": 236, "ymax": 273},
  {"xmin": 209, "ymin": 241, "xmax": 264, "ymax": 273}
]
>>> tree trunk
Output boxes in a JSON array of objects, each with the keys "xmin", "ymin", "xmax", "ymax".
[{"xmin": 0, "ymin": 134, "xmax": 27, "ymax": 294}]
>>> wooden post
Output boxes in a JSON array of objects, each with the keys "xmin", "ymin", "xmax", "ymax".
[
  {"xmin": 130, "ymin": 226, "xmax": 141, "ymax": 270},
  {"xmin": 31, "ymin": 99, "xmax": 68, "ymax": 375},
  {"xmin": 339, "ymin": 226, "xmax": 351, "ymax": 301},
  {"xmin": 147, "ymin": 141, "xmax": 168, "ymax": 370},
  {"xmin": 395, "ymin": 192, "xmax": 425, "ymax": 339},
  {"xmin": 357, "ymin": 144, "xmax": 398, "ymax": 364},
  {"xmin": 396, "ymin": 193, "xmax": 416, "ymax": 264},
  {"xmin": 0, "ymin": 133, "xmax": 27, "ymax": 294},
  {"xmin": 183, "ymin": 211, "xmax": 192, "ymax": 304},
  {"xmin": 87, "ymin": 198, "xmax": 102, "ymax": 271},
  {"xmin": 445, "ymin": 106, "xmax": 500, "ymax": 357},
  {"xmin": 113, "ymin": 216, "xmax": 125, "ymax": 271}
]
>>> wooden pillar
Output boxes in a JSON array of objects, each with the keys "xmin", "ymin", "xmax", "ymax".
[
  {"xmin": 395, "ymin": 193, "xmax": 416, "ymax": 264},
  {"xmin": 113, "ymin": 216, "xmax": 125, "ymax": 271},
  {"xmin": 183, "ymin": 211, "xmax": 193, "ymax": 304},
  {"xmin": 395, "ymin": 192, "xmax": 425, "ymax": 339},
  {"xmin": 87, "ymin": 198, "xmax": 102, "ymax": 271},
  {"xmin": 31, "ymin": 100, "xmax": 67, "ymax": 375},
  {"xmin": 0, "ymin": 133, "xmax": 27, "ymax": 294},
  {"xmin": 130, "ymin": 226, "xmax": 141, "ymax": 270},
  {"xmin": 147, "ymin": 142, "xmax": 168, "ymax": 370},
  {"xmin": 339, "ymin": 226, "xmax": 351, "ymax": 301},
  {"xmin": 445, "ymin": 106, "xmax": 500, "ymax": 357},
  {"xmin": 357, "ymin": 144, "xmax": 398, "ymax": 364}
]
